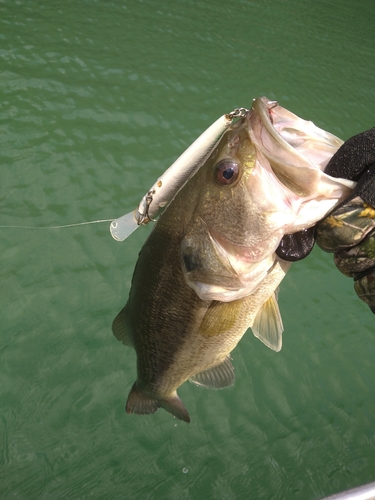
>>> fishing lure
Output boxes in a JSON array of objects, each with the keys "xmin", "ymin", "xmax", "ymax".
[{"xmin": 110, "ymin": 108, "xmax": 248, "ymax": 241}]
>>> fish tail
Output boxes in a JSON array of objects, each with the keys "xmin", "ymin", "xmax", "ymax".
[
  {"xmin": 126, "ymin": 382, "xmax": 190, "ymax": 423},
  {"xmin": 126, "ymin": 382, "xmax": 159, "ymax": 415}
]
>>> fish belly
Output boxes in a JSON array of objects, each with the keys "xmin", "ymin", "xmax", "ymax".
[{"xmin": 113, "ymin": 217, "xmax": 289, "ymax": 421}]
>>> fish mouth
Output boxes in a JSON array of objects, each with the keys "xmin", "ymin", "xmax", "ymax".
[
  {"xmin": 249, "ymin": 97, "xmax": 344, "ymax": 197},
  {"xmin": 207, "ymin": 226, "xmax": 278, "ymax": 294},
  {"xmin": 181, "ymin": 216, "xmax": 279, "ymax": 302},
  {"xmin": 251, "ymin": 96, "xmax": 342, "ymax": 154},
  {"xmin": 251, "ymin": 98, "xmax": 287, "ymax": 151},
  {"xmin": 183, "ymin": 224, "xmax": 278, "ymax": 302},
  {"xmin": 209, "ymin": 226, "xmax": 281, "ymax": 265}
]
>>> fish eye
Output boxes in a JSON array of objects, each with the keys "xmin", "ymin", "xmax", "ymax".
[{"xmin": 214, "ymin": 159, "xmax": 240, "ymax": 185}]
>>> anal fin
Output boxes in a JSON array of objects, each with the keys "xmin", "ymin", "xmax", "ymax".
[
  {"xmin": 189, "ymin": 356, "xmax": 235, "ymax": 389},
  {"xmin": 252, "ymin": 290, "xmax": 283, "ymax": 352},
  {"xmin": 160, "ymin": 394, "xmax": 190, "ymax": 423}
]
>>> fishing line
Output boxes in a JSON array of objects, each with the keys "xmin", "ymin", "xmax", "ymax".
[{"xmin": 0, "ymin": 219, "xmax": 114, "ymax": 230}]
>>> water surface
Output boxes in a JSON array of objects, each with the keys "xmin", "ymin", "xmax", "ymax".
[{"xmin": 0, "ymin": 0, "xmax": 374, "ymax": 498}]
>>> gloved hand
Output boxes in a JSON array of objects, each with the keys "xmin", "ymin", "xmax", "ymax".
[{"xmin": 276, "ymin": 127, "xmax": 375, "ymax": 312}]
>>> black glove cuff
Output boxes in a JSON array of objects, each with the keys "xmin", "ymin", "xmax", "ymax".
[
  {"xmin": 324, "ymin": 127, "xmax": 375, "ymax": 181},
  {"xmin": 352, "ymin": 163, "xmax": 375, "ymax": 206}
]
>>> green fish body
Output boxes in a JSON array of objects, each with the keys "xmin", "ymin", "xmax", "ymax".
[{"xmin": 113, "ymin": 98, "xmax": 355, "ymax": 422}]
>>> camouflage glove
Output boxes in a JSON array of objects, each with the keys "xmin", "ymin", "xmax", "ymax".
[{"xmin": 276, "ymin": 127, "xmax": 375, "ymax": 312}]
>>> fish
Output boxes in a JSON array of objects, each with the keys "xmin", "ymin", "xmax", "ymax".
[{"xmin": 112, "ymin": 97, "xmax": 355, "ymax": 423}]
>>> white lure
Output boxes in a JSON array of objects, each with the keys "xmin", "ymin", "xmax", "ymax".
[{"xmin": 109, "ymin": 111, "xmax": 241, "ymax": 241}]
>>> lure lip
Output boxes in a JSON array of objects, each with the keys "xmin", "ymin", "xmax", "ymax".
[{"xmin": 110, "ymin": 211, "xmax": 138, "ymax": 242}]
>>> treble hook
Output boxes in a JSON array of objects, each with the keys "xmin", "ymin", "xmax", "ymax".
[
  {"xmin": 227, "ymin": 107, "xmax": 249, "ymax": 121},
  {"xmin": 137, "ymin": 189, "xmax": 159, "ymax": 224}
]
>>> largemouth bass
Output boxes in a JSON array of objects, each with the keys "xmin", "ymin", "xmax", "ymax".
[{"xmin": 112, "ymin": 97, "xmax": 355, "ymax": 423}]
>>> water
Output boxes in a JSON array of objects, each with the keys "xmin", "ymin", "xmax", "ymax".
[{"xmin": 0, "ymin": 0, "xmax": 374, "ymax": 498}]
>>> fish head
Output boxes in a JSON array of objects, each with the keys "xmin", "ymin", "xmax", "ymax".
[{"xmin": 180, "ymin": 97, "xmax": 354, "ymax": 301}]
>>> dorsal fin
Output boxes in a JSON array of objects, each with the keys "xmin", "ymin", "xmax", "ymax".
[
  {"xmin": 189, "ymin": 356, "xmax": 235, "ymax": 389},
  {"xmin": 252, "ymin": 291, "xmax": 283, "ymax": 352}
]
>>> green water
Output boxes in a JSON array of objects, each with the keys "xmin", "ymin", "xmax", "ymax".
[{"xmin": 0, "ymin": 0, "xmax": 374, "ymax": 498}]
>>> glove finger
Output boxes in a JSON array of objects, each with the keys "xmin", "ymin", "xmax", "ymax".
[
  {"xmin": 324, "ymin": 127, "xmax": 375, "ymax": 181},
  {"xmin": 354, "ymin": 270, "xmax": 375, "ymax": 314},
  {"xmin": 316, "ymin": 196, "xmax": 375, "ymax": 252},
  {"xmin": 333, "ymin": 228, "xmax": 375, "ymax": 277}
]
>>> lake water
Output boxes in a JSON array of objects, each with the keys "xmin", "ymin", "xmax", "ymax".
[{"xmin": 0, "ymin": 0, "xmax": 374, "ymax": 499}]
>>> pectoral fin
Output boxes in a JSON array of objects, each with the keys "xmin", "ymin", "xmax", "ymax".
[
  {"xmin": 252, "ymin": 291, "xmax": 283, "ymax": 352},
  {"xmin": 112, "ymin": 306, "xmax": 133, "ymax": 348},
  {"xmin": 189, "ymin": 356, "xmax": 235, "ymax": 389}
]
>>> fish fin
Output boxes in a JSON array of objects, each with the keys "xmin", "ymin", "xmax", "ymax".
[
  {"xmin": 112, "ymin": 308, "xmax": 133, "ymax": 347},
  {"xmin": 189, "ymin": 356, "xmax": 235, "ymax": 389},
  {"xmin": 252, "ymin": 292, "xmax": 284, "ymax": 352},
  {"xmin": 159, "ymin": 394, "xmax": 191, "ymax": 423},
  {"xmin": 126, "ymin": 383, "xmax": 191, "ymax": 423},
  {"xmin": 126, "ymin": 382, "xmax": 159, "ymax": 415}
]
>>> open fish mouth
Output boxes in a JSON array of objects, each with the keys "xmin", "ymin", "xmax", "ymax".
[
  {"xmin": 249, "ymin": 97, "xmax": 346, "ymax": 199},
  {"xmin": 211, "ymin": 228, "xmax": 279, "ymax": 292},
  {"xmin": 252, "ymin": 96, "xmax": 343, "ymax": 167},
  {"xmin": 209, "ymin": 225, "xmax": 280, "ymax": 265}
]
